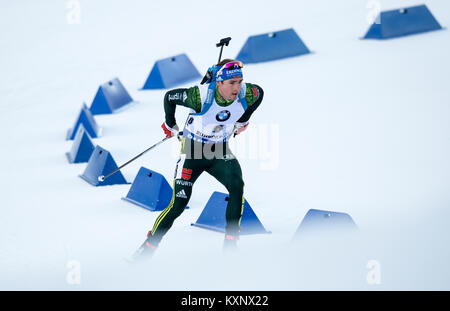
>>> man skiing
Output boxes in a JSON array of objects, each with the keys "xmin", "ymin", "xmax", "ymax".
[{"xmin": 135, "ymin": 59, "xmax": 264, "ymax": 259}]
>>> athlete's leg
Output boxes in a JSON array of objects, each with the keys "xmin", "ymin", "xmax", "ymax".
[
  {"xmin": 206, "ymin": 154, "xmax": 244, "ymax": 237},
  {"xmin": 147, "ymin": 154, "xmax": 205, "ymax": 246}
]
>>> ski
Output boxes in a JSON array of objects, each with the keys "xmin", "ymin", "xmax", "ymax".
[{"xmin": 125, "ymin": 239, "xmax": 157, "ymax": 264}]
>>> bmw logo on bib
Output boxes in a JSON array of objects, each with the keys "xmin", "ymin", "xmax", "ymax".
[{"xmin": 216, "ymin": 110, "xmax": 231, "ymax": 122}]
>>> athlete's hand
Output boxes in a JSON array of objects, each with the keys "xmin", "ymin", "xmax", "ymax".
[
  {"xmin": 233, "ymin": 122, "xmax": 249, "ymax": 137},
  {"xmin": 161, "ymin": 122, "xmax": 179, "ymax": 138}
]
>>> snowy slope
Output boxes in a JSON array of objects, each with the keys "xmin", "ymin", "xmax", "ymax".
[{"xmin": 1, "ymin": 0, "xmax": 450, "ymax": 290}]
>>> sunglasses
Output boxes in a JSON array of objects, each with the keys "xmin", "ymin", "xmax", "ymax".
[{"xmin": 223, "ymin": 61, "xmax": 244, "ymax": 70}]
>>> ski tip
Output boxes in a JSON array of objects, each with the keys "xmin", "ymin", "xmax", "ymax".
[{"xmin": 123, "ymin": 246, "xmax": 144, "ymax": 265}]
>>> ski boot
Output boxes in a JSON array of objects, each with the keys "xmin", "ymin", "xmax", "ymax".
[{"xmin": 129, "ymin": 231, "xmax": 158, "ymax": 262}]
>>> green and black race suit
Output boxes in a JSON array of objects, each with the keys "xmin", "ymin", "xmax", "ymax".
[{"xmin": 147, "ymin": 83, "xmax": 264, "ymax": 245}]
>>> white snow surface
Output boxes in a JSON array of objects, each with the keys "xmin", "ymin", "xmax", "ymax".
[{"xmin": 1, "ymin": 0, "xmax": 450, "ymax": 290}]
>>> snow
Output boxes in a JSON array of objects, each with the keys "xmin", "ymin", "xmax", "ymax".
[{"xmin": 1, "ymin": 0, "xmax": 450, "ymax": 290}]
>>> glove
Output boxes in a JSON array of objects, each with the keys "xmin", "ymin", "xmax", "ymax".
[
  {"xmin": 161, "ymin": 122, "xmax": 179, "ymax": 138},
  {"xmin": 233, "ymin": 122, "xmax": 249, "ymax": 137}
]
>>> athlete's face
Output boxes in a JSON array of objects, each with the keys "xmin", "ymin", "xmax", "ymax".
[{"xmin": 217, "ymin": 78, "xmax": 243, "ymax": 101}]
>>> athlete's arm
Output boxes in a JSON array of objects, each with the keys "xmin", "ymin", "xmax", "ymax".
[
  {"xmin": 164, "ymin": 87, "xmax": 202, "ymax": 127},
  {"xmin": 237, "ymin": 83, "xmax": 264, "ymax": 123}
]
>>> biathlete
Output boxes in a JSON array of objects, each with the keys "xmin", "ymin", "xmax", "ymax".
[{"xmin": 135, "ymin": 58, "xmax": 264, "ymax": 259}]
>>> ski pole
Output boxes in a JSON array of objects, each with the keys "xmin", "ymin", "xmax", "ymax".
[{"xmin": 98, "ymin": 132, "xmax": 182, "ymax": 182}]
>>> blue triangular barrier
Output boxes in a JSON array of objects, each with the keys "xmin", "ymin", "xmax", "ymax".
[
  {"xmin": 191, "ymin": 191, "xmax": 269, "ymax": 235},
  {"xmin": 66, "ymin": 103, "xmax": 101, "ymax": 140},
  {"xmin": 66, "ymin": 124, "xmax": 95, "ymax": 164},
  {"xmin": 89, "ymin": 78, "xmax": 134, "ymax": 115},
  {"xmin": 363, "ymin": 4, "xmax": 443, "ymax": 39},
  {"xmin": 79, "ymin": 145, "xmax": 129, "ymax": 186},
  {"xmin": 294, "ymin": 209, "xmax": 358, "ymax": 238},
  {"xmin": 122, "ymin": 167, "xmax": 174, "ymax": 211},
  {"xmin": 141, "ymin": 53, "xmax": 201, "ymax": 90},
  {"xmin": 236, "ymin": 28, "xmax": 310, "ymax": 64}
]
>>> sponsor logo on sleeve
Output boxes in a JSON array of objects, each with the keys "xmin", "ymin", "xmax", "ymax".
[
  {"xmin": 168, "ymin": 92, "xmax": 182, "ymax": 101},
  {"xmin": 252, "ymin": 87, "xmax": 259, "ymax": 98}
]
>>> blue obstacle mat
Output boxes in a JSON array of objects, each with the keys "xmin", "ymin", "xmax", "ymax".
[
  {"xmin": 294, "ymin": 209, "xmax": 358, "ymax": 238},
  {"xmin": 122, "ymin": 167, "xmax": 174, "ymax": 211},
  {"xmin": 236, "ymin": 28, "xmax": 310, "ymax": 64},
  {"xmin": 192, "ymin": 191, "xmax": 270, "ymax": 235},
  {"xmin": 363, "ymin": 4, "xmax": 443, "ymax": 40},
  {"xmin": 141, "ymin": 53, "xmax": 201, "ymax": 90},
  {"xmin": 66, "ymin": 103, "xmax": 101, "ymax": 140},
  {"xmin": 89, "ymin": 78, "xmax": 134, "ymax": 115},
  {"xmin": 79, "ymin": 145, "xmax": 129, "ymax": 186},
  {"xmin": 66, "ymin": 125, "xmax": 95, "ymax": 164}
]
